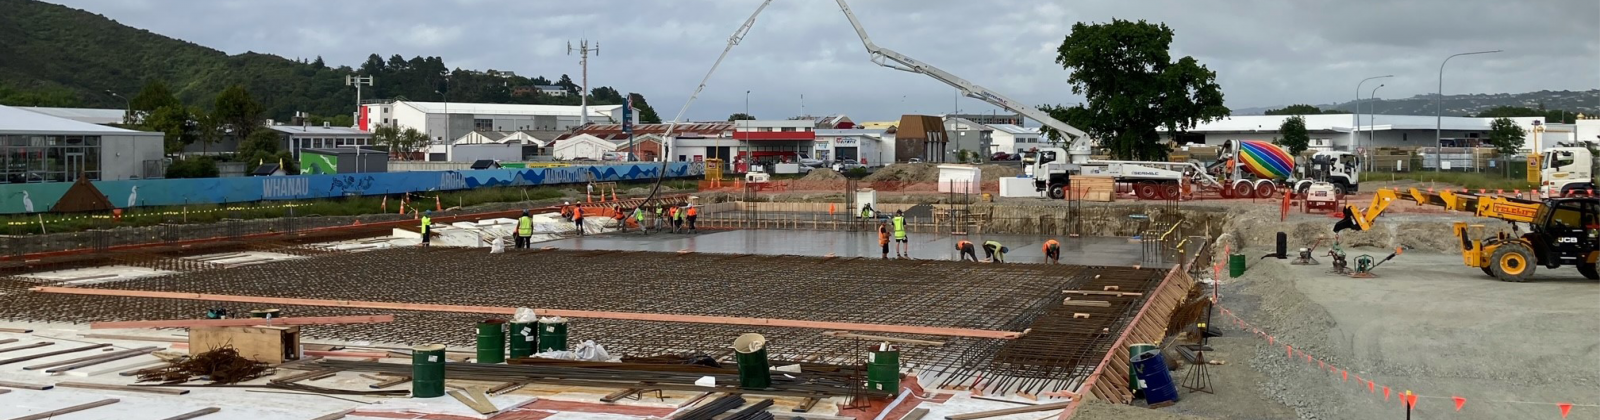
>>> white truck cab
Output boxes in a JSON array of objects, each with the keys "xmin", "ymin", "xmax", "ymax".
[{"xmin": 1540, "ymin": 147, "xmax": 1597, "ymax": 197}]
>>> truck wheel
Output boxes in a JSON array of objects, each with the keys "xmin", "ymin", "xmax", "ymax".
[
  {"xmin": 1489, "ymin": 243, "xmax": 1536, "ymax": 282},
  {"xmin": 1137, "ymin": 182, "xmax": 1160, "ymax": 200},
  {"xmin": 1163, "ymin": 183, "xmax": 1181, "ymax": 200},
  {"xmin": 1048, "ymin": 185, "xmax": 1065, "ymax": 200},
  {"xmin": 1255, "ymin": 182, "xmax": 1277, "ymax": 199},
  {"xmin": 1579, "ymin": 262, "xmax": 1599, "ymax": 280},
  {"xmin": 1480, "ymin": 266, "xmax": 1494, "ymax": 277},
  {"xmin": 1234, "ymin": 182, "xmax": 1254, "ymax": 198}
]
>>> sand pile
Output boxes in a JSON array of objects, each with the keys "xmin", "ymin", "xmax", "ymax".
[
  {"xmin": 977, "ymin": 164, "xmax": 1022, "ymax": 180},
  {"xmin": 800, "ymin": 168, "xmax": 845, "ymax": 181},
  {"xmin": 863, "ymin": 163, "xmax": 941, "ymax": 182}
]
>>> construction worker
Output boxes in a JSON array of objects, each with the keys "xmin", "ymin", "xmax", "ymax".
[
  {"xmin": 515, "ymin": 210, "xmax": 533, "ymax": 249},
  {"xmin": 878, "ymin": 222, "xmax": 891, "ymax": 260},
  {"xmin": 982, "ymin": 240, "xmax": 1007, "ymax": 263},
  {"xmin": 673, "ymin": 203, "xmax": 688, "ymax": 233},
  {"xmin": 860, "ymin": 203, "xmax": 875, "ymax": 219},
  {"xmin": 572, "ymin": 205, "xmax": 585, "ymax": 236},
  {"xmin": 634, "ymin": 206, "xmax": 648, "ymax": 234},
  {"xmin": 685, "ymin": 203, "xmax": 699, "ymax": 233},
  {"xmin": 891, "ymin": 209, "xmax": 908, "ymax": 258},
  {"xmin": 667, "ymin": 205, "xmax": 681, "ymax": 233},
  {"xmin": 419, "ymin": 210, "xmax": 433, "ymax": 248},
  {"xmin": 654, "ymin": 204, "xmax": 667, "ymax": 231},
  {"xmin": 612, "ymin": 205, "xmax": 627, "ymax": 231},
  {"xmin": 1042, "ymin": 239, "xmax": 1061, "ymax": 264},
  {"xmin": 956, "ymin": 240, "xmax": 978, "ymax": 262},
  {"xmin": 560, "ymin": 201, "xmax": 573, "ymax": 221}
]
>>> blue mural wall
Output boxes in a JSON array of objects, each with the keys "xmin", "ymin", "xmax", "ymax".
[{"xmin": 0, "ymin": 163, "xmax": 701, "ymax": 215}]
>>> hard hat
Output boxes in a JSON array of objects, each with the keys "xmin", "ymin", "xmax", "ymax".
[
  {"xmin": 425, "ymin": 210, "xmax": 433, "ymax": 215},
  {"xmin": 564, "ymin": 201, "xmax": 570, "ymax": 205}
]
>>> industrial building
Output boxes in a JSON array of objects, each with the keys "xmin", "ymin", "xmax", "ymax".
[
  {"xmin": 944, "ymin": 117, "xmax": 993, "ymax": 160},
  {"xmin": 1160, "ymin": 114, "xmax": 1568, "ymax": 153},
  {"xmin": 358, "ymin": 100, "xmax": 634, "ymax": 146},
  {"xmin": 0, "ymin": 104, "xmax": 163, "ymax": 182},
  {"xmin": 814, "ymin": 128, "xmax": 893, "ymax": 166},
  {"xmin": 17, "ymin": 107, "xmax": 127, "ymax": 125},
  {"xmin": 297, "ymin": 147, "xmax": 389, "ymax": 174},
  {"xmin": 987, "ymin": 124, "xmax": 1043, "ymax": 155}
]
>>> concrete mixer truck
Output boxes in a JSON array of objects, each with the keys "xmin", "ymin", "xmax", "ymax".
[{"xmin": 1209, "ymin": 139, "xmax": 1338, "ymax": 198}]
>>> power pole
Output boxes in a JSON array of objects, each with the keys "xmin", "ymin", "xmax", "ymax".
[{"xmin": 568, "ymin": 39, "xmax": 599, "ymax": 126}]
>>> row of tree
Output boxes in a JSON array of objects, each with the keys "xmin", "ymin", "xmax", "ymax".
[{"xmin": 1270, "ymin": 114, "xmax": 1529, "ymax": 157}]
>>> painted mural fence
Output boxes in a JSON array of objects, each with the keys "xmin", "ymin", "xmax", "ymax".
[{"xmin": 0, "ymin": 163, "xmax": 702, "ymax": 215}]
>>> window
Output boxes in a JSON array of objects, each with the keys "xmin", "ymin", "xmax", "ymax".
[
  {"xmin": 0, "ymin": 135, "xmax": 101, "ymax": 183},
  {"xmin": 1402, "ymin": 133, "xmax": 1408, "ymax": 141},
  {"xmin": 474, "ymin": 119, "xmax": 493, "ymax": 131}
]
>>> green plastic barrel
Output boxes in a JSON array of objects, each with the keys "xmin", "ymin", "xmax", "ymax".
[
  {"xmin": 1229, "ymin": 254, "xmax": 1246, "ymax": 278},
  {"xmin": 476, "ymin": 319, "xmax": 506, "ymax": 364},
  {"xmin": 538, "ymin": 318, "xmax": 568, "ymax": 352},
  {"xmin": 508, "ymin": 321, "xmax": 536, "ymax": 359},
  {"xmin": 733, "ymin": 333, "xmax": 771, "ymax": 389},
  {"xmin": 412, "ymin": 344, "xmax": 446, "ymax": 398},
  {"xmin": 1127, "ymin": 343, "xmax": 1159, "ymax": 391},
  {"xmin": 866, "ymin": 347, "xmax": 900, "ymax": 394}
]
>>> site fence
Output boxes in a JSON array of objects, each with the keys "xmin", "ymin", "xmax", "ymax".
[{"xmin": 697, "ymin": 179, "xmax": 1003, "ymax": 194}]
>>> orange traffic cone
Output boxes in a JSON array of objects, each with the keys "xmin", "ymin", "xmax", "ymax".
[
  {"xmin": 829, "ymin": 203, "xmax": 836, "ymax": 215},
  {"xmin": 399, "ymin": 196, "xmax": 407, "ymax": 215},
  {"xmin": 435, "ymin": 196, "xmax": 442, "ymax": 212},
  {"xmin": 381, "ymin": 196, "xmax": 388, "ymax": 213},
  {"xmin": 611, "ymin": 188, "xmax": 618, "ymax": 202}
]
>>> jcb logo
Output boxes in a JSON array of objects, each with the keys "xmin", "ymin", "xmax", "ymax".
[{"xmin": 1558, "ymin": 237, "xmax": 1579, "ymax": 243}]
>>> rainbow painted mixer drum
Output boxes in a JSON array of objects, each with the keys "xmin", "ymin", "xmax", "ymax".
[{"xmin": 1236, "ymin": 140, "xmax": 1294, "ymax": 180}]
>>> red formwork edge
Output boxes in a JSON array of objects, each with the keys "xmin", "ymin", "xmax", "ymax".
[{"xmin": 1058, "ymin": 262, "xmax": 1193, "ymax": 419}]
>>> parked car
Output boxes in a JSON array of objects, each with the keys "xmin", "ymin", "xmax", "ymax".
[
  {"xmin": 991, "ymin": 152, "xmax": 1012, "ymax": 161},
  {"xmin": 908, "ymin": 158, "xmax": 923, "ymax": 164}
]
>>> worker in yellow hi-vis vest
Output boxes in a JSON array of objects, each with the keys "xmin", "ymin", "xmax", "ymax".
[
  {"xmin": 892, "ymin": 209, "xmax": 908, "ymax": 258},
  {"xmin": 515, "ymin": 210, "xmax": 533, "ymax": 249},
  {"xmin": 420, "ymin": 210, "xmax": 433, "ymax": 248}
]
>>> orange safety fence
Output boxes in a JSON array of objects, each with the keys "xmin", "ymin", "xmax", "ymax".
[{"xmin": 697, "ymin": 179, "xmax": 1001, "ymax": 194}]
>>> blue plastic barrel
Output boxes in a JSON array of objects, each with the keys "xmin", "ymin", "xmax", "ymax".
[{"xmin": 1132, "ymin": 349, "xmax": 1179, "ymax": 406}]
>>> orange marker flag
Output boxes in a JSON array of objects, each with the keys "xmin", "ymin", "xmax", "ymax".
[
  {"xmin": 1286, "ymin": 345, "xmax": 1293, "ymax": 358},
  {"xmin": 1305, "ymin": 354, "xmax": 1313, "ymax": 363},
  {"xmin": 1342, "ymin": 370, "xmax": 1348, "ymax": 382},
  {"xmin": 1268, "ymin": 335, "xmax": 1275, "ymax": 345},
  {"xmin": 1559, "ymin": 402, "xmax": 1573, "ymax": 418},
  {"xmin": 1319, "ymin": 360, "xmax": 1325, "ymax": 370},
  {"xmin": 1404, "ymin": 391, "xmax": 1416, "ymax": 409},
  {"xmin": 1367, "ymin": 380, "xmax": 1375, "ymax": 393},
  {"xmin": 1452, "ymin": 396, "xmax": 1466, "ymax": 411},
  {"xmin": 1383, "ymin": 386, "xmax": 1390, "ymax": 401}
]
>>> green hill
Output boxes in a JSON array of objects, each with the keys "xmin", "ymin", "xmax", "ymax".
[{"xmin": 0, "ymin": 0, "xmax": 658, "ymax": 122}]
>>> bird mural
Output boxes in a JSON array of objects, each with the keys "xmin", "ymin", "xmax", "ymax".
[
  {"xmin": 127, "ymin": 185, "xmax": 139, "ymax": 209},
  {"xmin": 20, "ymin": 190, "xmax": 34, "ymax": 213}
]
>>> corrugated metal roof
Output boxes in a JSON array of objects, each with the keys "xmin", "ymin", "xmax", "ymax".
[
  {"xmin": 397, "ymin": 100, "xmax": 619, "ymax": 117},
  {"xmin": 0, "ymin": 105, "xmax": 151, "ymax": 135},
  {"xmin": 1176, "ymin": 114, "xmax": 1547, "ymax": 133},
  {"xmin": 18, "ymin": 107, "xmax": 125, "ymax": 124},
  {"xmin": 985, "ymin": 124, "xmax": 1038, "ymax": 135},
  {"xmin": 267, "ymin": 125, "xmax": 371, "ymax": 136}
]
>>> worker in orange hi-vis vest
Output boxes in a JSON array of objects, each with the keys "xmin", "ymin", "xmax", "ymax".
[
  {"xmin": 1042, "ymin": 239, "xmax": 1061, "ymax": 265},
  {"xmin": 955, "ymin": 240, "xmax": 978, "ymax": 262},
  {"xmin": 685, "ymin": 204, "xmax": 699, "ymax": 234},
  {"xmin": 667, "ymin": 205, "xmax": 681, "ymax": 233},
  {"xmin": 572, "ymin": 205, "xmax": 585, "ymax": 236},
  {"xmin": 878, "ymin": 222, "xmax": 891, "ymax": 260}
]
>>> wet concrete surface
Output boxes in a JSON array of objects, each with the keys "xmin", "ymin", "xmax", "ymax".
[{"xmin": 544, "ymin": 229, "xmax": 1156, "ymax": 266}]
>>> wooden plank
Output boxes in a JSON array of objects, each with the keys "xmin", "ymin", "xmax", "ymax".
[
  {"xmin": 10, "ymin": 398, "xmax": 120, "ymax": 420},
  {"xmin": 93, "ymin": 315, "xmax": 394, "ymax": 329},
  {"xmin": 0, "ymin": 380, "xmax": 52, "ymax": 390},
  {"xmin": 270, "ymin": 369, "xmax": 339, "ymax": 384},
  {"xmin": 0, "ymin": 338, "xmax": 16, "ymax": 345},
  {"xmin": 80, "ymin": 334, "xmax": 187, "ymax": 343},
  {"xmin": 44, "ymin": 346, "xmax": 161, "ymax": 373},
  {"xmin": 0, "ymin": 342, "xmax": 54, "ymax": 354},
  {"xmin": 308, "ymin": 409, "xmax": 354, "ymax": 420},
  {"xmin": 0, "ymin": 327, "xmax": 33, "ymax": 334},
  {"xmin": 794, "ymin": 397, "xmax": 821, "ymax": 413},
  {"xmin": 1060, "ymin": 299, "xmax": 1111, "ymax": 307},
  {"xmin": 448, "ymin": 389, "xmax": 497, "ymax": 415},
  {"xmin": 121, "ymin": 362, "xmax": 172, "ymax": 376},
  {"xmin": 189, "ymin": 326, "xmax": 298, "ymax": 364},
  {"xmin": 158, "ymin": 407, "xmax": 221, "ymax": 420},
  {"xmin": 23, "ymin": 347, "xmax": 135, "ymax": 370},
  {"xmin": 0, "ymin": 343, "xmax": 110, "ymax": 365},
  {"xmin": 899, "ymin": 408, "xmax": 929, "ymax": 420},
  {"xmin": 67, "ymin": 358, "xmax": 166, "ymax": 378},
  {"xmin": 820, "ymin": 331, "xmax": 945, "ymax": 346},
  {"xmin": 33, "ymin": 287, "xmax": 1025, "ymax": 339},
  {"xmin": 56, "ymin": 381, "xmax": 190, "ymax": 395},
  {"xmin": 943, "ymin": 401, "xmax": 1072, "ymax": 420},
  {"xmin": 369, "ymin": 375, "xmax": 411, "ymax": 389},
  {"xmin": 1062, "ymin": 290, "xmax": 1144, "ymax": 297}
]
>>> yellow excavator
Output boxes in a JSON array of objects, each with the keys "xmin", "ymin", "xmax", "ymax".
[{"xmin": 1334, "ymin": 188, "xmax": 1600, "ymax": 282}]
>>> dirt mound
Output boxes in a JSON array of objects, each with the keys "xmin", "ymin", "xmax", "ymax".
[
  {"xmin": 863, "ymin": 163, "xmax": 941, "ymax": 182},
  {"xmin": 800, "ymin": 168, "xmax": 845, "ymax": 181},
  {"xmin": 977, "ymin": 164, "xmax": 1022, "ymax": 180}
]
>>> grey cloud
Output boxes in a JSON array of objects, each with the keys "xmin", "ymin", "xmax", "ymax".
[{"xmin": 47, "ymin": 0, "xmax": 1599, "ymax": 122}]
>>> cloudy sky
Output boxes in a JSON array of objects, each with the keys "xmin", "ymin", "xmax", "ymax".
[{"xmin": 50, "ymin": 0, "xmax": 1600, "ymax": 122}]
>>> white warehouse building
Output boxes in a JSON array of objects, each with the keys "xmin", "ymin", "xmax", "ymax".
[
  {"xmin": 1159, "ymin": 114, "xmax": 1570, "ymax": 153},
  {"xmin": 359, "ymin": 100, "xmax": 636, "ymax": 146}
]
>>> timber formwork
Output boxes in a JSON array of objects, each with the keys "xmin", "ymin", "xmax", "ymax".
[{"xmin": 2, "ymin": 248, "xmax": 1173, "ymax": 397}]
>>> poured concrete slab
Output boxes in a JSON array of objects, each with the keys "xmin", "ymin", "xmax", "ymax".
[
  {"xmin": 542, "ymin": 229, "xmax": 1154, "ymax": 266},
  {"xmin": 15, "ymin": 265, "xmax": 174, "ymax": 286},
  {"xmin": 182, "ymin": 251, "xmax": 302, "ymax": 267}
]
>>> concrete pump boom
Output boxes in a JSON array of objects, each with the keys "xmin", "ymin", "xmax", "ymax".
[{"xmin": 833, "ymin": 0, "xmax": 1093, "ymax": 162}]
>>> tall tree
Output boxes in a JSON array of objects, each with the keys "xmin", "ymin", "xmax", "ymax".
[
  {"xmin": 1485, "ymin": 117, "xmax": 1526, "ymax": 156},
  {"xmin": 557, "ymin": 74, "xmax": 578, "ymax": 95},
  {"xmin": 1046, "ymin": 19, "xmax": 1229, "ymax": 160},
  {"xmin": 728, "ymin": 113, "xmax": 756, "ymax": 121},
  {"xmin": 129, "ymin": 80, "xmax": 181, "ymax": 113},
  {"xmin": 213, "ymin": 85, "xmax": 264, "ymax": 139},
  {"xmin": 192, "ymin": 107, "xmax": 222, "ymax": 154},
  {"xmin": 142, "ymin": 105, "xmax": 194, "ymax": 154},
  {"xmin": 397, "ymin": 128, "xmax": 429, "ymax": 160},
  {"xmin": 629, "ymin": 93, "xmax": 661, "ymax": 124},
  {"xmin": 372, "ymin": 125, "xmax": 402, "ymax": 158},
  {"xmin": 1274, "ymin": 115, "xmax": 1311, "ymax": 156},
  {"xmin": 1476, "ymin": 106, "xmax": 1577, "ymax": 124}
]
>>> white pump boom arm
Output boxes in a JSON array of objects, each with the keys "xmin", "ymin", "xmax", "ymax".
[{"xmin": 833, "ymin": 0, "xmax": 1090, "ymax": 146}]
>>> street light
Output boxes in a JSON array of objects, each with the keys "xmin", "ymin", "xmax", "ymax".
[
  {"xmin": 105, "ymin": 90, "xmax": 131, "ymax": 124},
  {"xmin": 1435, "ymin": 50, "xmax": 1501, "ymax": 171},
  {"xmin": 1353, "ymin": 75, "xmax": 1392, "ymax": 151},
  {"xmin": 745, "ymin": 90, "xmax": 751, "ymax": 117},
  {"xmin": 1366, "ymin": 83, "xmax": 1385, "ymax": 170}
]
